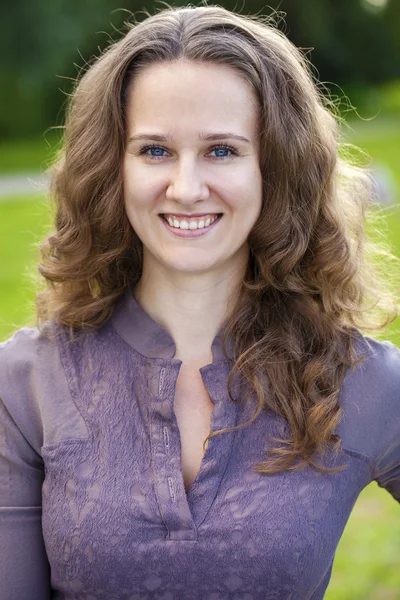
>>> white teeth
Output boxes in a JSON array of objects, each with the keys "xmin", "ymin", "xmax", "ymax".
[{"xmin": 164, "ymin": 215, "xmax": 219, "ymax": 230}]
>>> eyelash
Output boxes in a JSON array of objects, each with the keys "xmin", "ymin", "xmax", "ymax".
[{"xmin": 136, "ymin": 143, "xmax": 239, "ymax": 160}]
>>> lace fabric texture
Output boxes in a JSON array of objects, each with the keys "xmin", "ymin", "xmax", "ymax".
[
  {"xmin": 40, "ymin": 322, "xmax": 372, "ymax": 600},
  {"xmin": 1, "ymin": 291, "xmax": 399, "ymax": 600}
]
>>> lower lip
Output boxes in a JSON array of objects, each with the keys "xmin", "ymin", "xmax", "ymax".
[{"xmin": 159, "ymin": 215, "xmax": 223, "ymax": 238}]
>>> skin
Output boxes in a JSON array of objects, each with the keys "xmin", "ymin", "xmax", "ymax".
[{"xmin": 123, "ymin": 59, "xmax": 263, "ymax": 363}]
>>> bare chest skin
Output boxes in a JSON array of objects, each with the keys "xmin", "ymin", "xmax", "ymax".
[{"xmin": 173, "ymin": 363, "xmax": 215, "ymax": 494}]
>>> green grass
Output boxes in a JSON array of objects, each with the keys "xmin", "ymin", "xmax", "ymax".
[
  {"xmin": 325, "ymin": 483, "xmax": 400, "ymax": 600},
  {"xmin": 0, "ymin": 195, "xmax": 52, "ymax": 336},
  {"xmin": 0, "ymin": 115, "xmax": 399, "ymax": 598},
  {"xmin": 0, "ymin": 131, "xmax": 61, "ymax": 174},
  {"xmin": 344, "ymin": 115, "xmax": 400, "ymax": 192}
]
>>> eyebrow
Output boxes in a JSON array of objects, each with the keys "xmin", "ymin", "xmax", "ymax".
[{"xmin": 127, "ymin": 132, "xmax": 251, "ymax": 144}]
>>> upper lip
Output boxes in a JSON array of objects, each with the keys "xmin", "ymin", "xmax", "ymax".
[{"xmin": 160, "ymin": 213, "xmax": 222, "ymax": 218}]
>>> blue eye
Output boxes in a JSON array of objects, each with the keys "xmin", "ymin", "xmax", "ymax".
[
  {"xmin": 137, "ymin": 143, "xmax": 238, "ymax": 160},
  {"xmin": 140, "ymin": 145, "xmax": 168, "ymax": 158},
  {"xmin": 208, "ymin": 144, "xmax": 239, "ymax": 160},
  {"xmin": 210, "ymin": 146, "xmax": 234, "ymax": 159}
]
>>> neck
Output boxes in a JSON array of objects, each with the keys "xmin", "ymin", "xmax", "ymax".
[{"xmin": 134, "ymin": 256, "xmax": 247, "ymax": 363}]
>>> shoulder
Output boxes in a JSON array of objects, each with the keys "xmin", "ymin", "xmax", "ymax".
[
  {"xmin": 0, "ymin": 324, "xmax": 87, "ymax": 453},
  {"xmin": 342, "ymin": 333, "xmax": 400, "ymax": 408},
  {"xmin": 356, "ymin": 332, "xmax": 400, "ymax": 371},
  {"xmin": 0, "ymin": 324, "xmax": 61, "ymax": 389},
  {"xmin": 337, "ymin": 332, "xmax": 400, "ymax": 467},
  {"xmin": 1, "ymin": 322, "xmax": 56, "ymax": 362}
]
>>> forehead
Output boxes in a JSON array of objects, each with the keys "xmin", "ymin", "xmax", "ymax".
[{"xmin": 125, "ymin": 60, "xmax": 259, "ymax": 137}]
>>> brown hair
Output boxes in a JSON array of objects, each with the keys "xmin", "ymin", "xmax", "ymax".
[{"xmin": 37, "ymin": 4, "xmax": 398, "ymax": 474}]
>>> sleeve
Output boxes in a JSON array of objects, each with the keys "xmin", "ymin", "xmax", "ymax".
[
  {"xmin": 370, "ymin": 340, "xmax": 400, "ymax": 503},
  {"xmin": 337, "ymin": 335, "xmax": 400, "ymax": 504},
  {"xmin": 0, "ymin": 330, "xmax": 52, "ymax": 600}
]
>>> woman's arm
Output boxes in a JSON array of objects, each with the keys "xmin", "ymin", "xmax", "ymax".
[
  {"xmin": 0, "ymin": 330, "xmax": 53, "ymax": 600},
  {"xmin": 0, "ymin": 396, "xmax": 52, "ymax": 600}
]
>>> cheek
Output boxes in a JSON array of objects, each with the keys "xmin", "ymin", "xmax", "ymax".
[
  {"xmin": 219, "ymin": 172, "xmax": 262, "ymax": 212},
  {"xmin": 123, "ymin": 173, "xmax": 160, "ymax": 212},
  {"xmin": 123, "ymin": 157, "xmax": 148, "ymax": 199},
  {"xmin": 226, "ymin": 163, "xmax": 261, "ymax": 193}
]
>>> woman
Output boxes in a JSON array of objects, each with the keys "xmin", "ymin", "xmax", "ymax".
[{"xmin": 1, "ymin": 5, "xmax": 399, "ymax": 599}]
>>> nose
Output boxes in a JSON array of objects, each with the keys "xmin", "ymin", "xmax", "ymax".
[{"xmin": 165, "ymin": 157, "xmax": 210, "ymax": 205}]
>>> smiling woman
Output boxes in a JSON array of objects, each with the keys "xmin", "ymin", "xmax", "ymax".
[
  {"xmin": 122, "ymin": 60, "xmax": 262, "ymax": 302},
  {"xmin": 0, "ymin": 4, "xmax": 399, "ymax": 600}
]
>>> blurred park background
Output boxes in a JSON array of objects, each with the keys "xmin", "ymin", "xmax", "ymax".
[{"xmin": 0, "ymin": 0, "xmax": 399, "ymax": 597}]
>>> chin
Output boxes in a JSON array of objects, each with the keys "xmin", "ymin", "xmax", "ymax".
[{"xmin": 163, "ymin": 258, "xmax": 223, "ymax": 274}]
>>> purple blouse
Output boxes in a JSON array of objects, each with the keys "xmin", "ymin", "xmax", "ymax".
[{"xmin": 1, "ymin": 290, "xmax": 399, "ymax": 600}]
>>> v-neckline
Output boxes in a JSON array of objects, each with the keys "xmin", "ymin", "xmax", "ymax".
[
  {"xmin": 147, "ymin": 358, "xmax": 240, "ymax": 540},
  {"xmin": 173, "ymin": 363, "xmax": 216, "ymax": 495}
]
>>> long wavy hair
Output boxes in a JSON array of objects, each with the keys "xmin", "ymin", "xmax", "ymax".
[{"xmin": 37, "ymin": 4, "xmax": 398, "ymax": 475}]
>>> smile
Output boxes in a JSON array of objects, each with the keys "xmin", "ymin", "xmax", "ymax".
[
  {"xmin": 162, "ymin": 214, "xmax": 221, "ymax": 229},
  {"xmin": 159, "ymin": 214, "xmax": 223, "ymax": 238}
]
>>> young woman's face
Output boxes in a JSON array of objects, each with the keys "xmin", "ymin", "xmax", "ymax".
[{"xmin": 123, "ymin": 59, "xmax": 262, "ymax": 278}]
